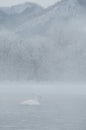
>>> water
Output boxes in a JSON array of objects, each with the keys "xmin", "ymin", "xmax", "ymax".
[{"xmin": 0, "ymin": 82, "xmax": 86, "ymax": 130}]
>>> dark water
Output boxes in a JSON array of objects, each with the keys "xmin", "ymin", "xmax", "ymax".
[{"xmin": 0, "ymin": 82, "xmax": 86, "ymax": 130}]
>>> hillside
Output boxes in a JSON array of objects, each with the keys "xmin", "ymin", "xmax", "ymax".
[{"xmin": 0, "ymin": 0, "xmax": 86, "ymax": 81}]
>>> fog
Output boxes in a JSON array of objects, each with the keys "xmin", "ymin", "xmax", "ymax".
[
  {"xmin": 0, "ymin": 0, "xmax": 86, "ymax": 129},
  {"xmin": 0, "ymin": 0, "xmax": 86, "ymax": 81},
  {"xmin": 0, "ymin": 81, "xmax": 86, "ymax": 95},
  {"xmin": 0, "ymin": 82, "xmax": 86, "ymax": 130}
]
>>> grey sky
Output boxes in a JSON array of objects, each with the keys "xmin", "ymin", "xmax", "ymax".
[{"xmin": 0, "ymin": 0, "xmax": 60, "ymax": 8}]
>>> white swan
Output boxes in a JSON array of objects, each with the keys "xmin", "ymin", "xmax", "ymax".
[{"xmin": 21, "ymin": 97, "xmax": 40, "ymax": 106}]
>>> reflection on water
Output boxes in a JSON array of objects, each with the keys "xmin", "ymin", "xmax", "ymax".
[{"xmin": 0, "ymin": 82, "xmax": 86, "ymax": 130}]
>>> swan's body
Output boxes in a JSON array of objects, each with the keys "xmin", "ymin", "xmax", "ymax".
[{"xmin": 21, "ymin": 97, "xmax": 40, "ymax": 106}]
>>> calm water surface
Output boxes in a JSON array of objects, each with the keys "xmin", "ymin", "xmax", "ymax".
[{"xmin": 0, "ymin": 82, "xmax": 86, "ymax": 130}]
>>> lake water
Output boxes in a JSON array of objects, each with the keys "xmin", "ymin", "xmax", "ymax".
[{"xmin": 0, "ymin": 82, "xmax": 86, "ymax": 130}]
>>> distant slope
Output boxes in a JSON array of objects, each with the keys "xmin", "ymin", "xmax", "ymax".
[
  {"xmin": 0, "ymin": 0, "xmax": 86, "ymax": 81},
  {"xmin": 16, "ymin": 0, "xmax": 86, "ymax": 37},
  {"xmin": 0, "ymin": 2, "xmax": 43, "ymax": 15},
  {"xmin": 0, "ymin": 2, "xmax": 44, "ymax": 29}
]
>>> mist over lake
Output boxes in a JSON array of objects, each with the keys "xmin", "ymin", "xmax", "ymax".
[
  {"xmin": 0, "ymin": 82, "xmax": 86, "ymax": 130},
  {"xmin": 0, "ymin": 0, "xmax": 86, "ymax": 129}
]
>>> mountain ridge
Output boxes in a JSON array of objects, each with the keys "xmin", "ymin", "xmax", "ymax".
[
  {"xmin": 0, "ymin": 2, "xmax": 44, "ymax": 15},
  {"xmin": 0, "ymin": 0, "xmax": 86, "ymax": 81}
]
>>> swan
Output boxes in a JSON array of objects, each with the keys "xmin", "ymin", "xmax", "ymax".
[{"xmin": 20, "ymin": 96, "xmax": 40, "ymax": 106}]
